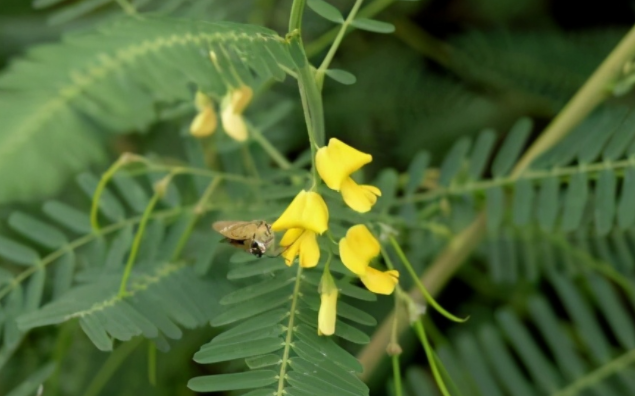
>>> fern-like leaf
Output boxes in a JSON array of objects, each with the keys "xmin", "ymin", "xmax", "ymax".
[{"xmin": 0, "ymin": 16, "xmax": 292, "ymax": 203}]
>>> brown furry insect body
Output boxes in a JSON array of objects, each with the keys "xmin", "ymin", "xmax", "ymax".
[{"xmin": 212, "ymin": 220, "xmax": 274, "ymax": 257}]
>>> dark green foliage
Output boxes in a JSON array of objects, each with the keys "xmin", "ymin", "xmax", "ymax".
[{"xmin": 403, "ymin": 274, "xmax": 635, "ymax": 396}]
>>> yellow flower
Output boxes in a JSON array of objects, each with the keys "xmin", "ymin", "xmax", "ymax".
[
  {"xmin": 279, "ymin": 228, "xmax": 320, "ymax": 268},
  {"xmin": 318, "ymin": 270, "xmax": 338, "ymax": 336},
  {"xmin": 339, "ymin": 224, "xmax": 380, "ymax": 275},
  {"xmin": 190, "ymin": 91, "xmax": 217, "ymax": 137},
  {"xmin": 360, "ymin": 267, "xmax": 399, "ymax": 295},
  {"xmin": 316, "ymin": 138, "xmax": 381, "ymax": 213},
  {"xmin": 339, "ymin": 224, "xmax": 399, "ymax": 295},
  {"xmin": 220, "ymin": 85, "xmax": 253, "ymax": 142},
  {"xmin": 271, "ymin": 190, "xmax": 329, "ymax": 234}
]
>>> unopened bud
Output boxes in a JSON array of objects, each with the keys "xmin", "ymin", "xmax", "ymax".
[{"xmin": 386, "ymin": 342, "xmax": 403, "ymax": 356}]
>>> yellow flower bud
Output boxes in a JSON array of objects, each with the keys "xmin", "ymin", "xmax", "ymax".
[
  {"xmin": 190, "ymin": 91, "xmax": 217, "ymax": 138},
  {"xmin": 220, "ymin": 85, "xmax": 253, "ymax": 142},
  {"xmin": 190, "ymin": 107, "xmax": 217, "ymax": 137},
  {"xmin": 318, "ymin": 270, "xmax": 338, "ymax": 336}
]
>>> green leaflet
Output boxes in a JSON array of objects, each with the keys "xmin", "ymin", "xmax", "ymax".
[
  {"xmin": 188, "ymin": 370, "xmax": 278, "ymax": 392},
  {"xmin": 307, "ymin": 0, "xmax": 344, "ymax": 23}
]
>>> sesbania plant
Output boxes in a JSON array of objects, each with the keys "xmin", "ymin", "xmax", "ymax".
[{"xmin": 4, "ymin": 0, "xmax": 635, "ymax": 395}]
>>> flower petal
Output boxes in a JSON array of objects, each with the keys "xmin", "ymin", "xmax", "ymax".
[
  {"xmin": 339, "ymin": 224, "xmax": 380, "ymax": 275},
  {"xmin": 221, "ymin": 109, "xmax": 248, "ymax": 141},
  {"xmin": 230, "ymin": 85, "xmax": 253, "ymax": 114},
  {"xmin": 360, "ymin": 267, "xmax": 399, "ymax": 295},
  {"xmin": 271, "ymin": 190, "xmax": 329, "ymax": 234},
  {"xmin": 316, "ymin": 138, "xmax": 372, "ymax": 191},
  {"xmin": 279, "ymin": 229, "xmax": 320, "ymax": 268},
  {"xmin": 318, "ymin": 271, "xmax": 338, "ymax": 336},
  {"xmin": 340, "ymin": 177, "xmax": 381, "ymax": 213},
  {"xmin": 298, "ymin": 231, "xmax": 320, "ymax": 268},
  {"xmin": 280, "ymin": 228, "xmax": 303, "ymax": 266},
  {"xmin": 190, "ymin": 106, "xmax": 217, "ymax": 137}
]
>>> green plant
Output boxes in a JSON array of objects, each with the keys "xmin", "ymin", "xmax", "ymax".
[{"xmin": 2, "ymin": 0, "xmax": 635, "ymax": 395}]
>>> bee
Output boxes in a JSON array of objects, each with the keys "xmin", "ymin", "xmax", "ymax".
[{"xmin": 212, "ymin": 220, "xmax": 275, "ymax": 258}]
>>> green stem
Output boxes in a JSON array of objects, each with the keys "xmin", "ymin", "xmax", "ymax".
[
  {"xmin": 118, "ymin": 192, "xmax": 161, "ymax": 297},
  {"xmin": 316, "ymin": 0, "xmax": 365, "ymax": 88},
  {"xmin": 297, "ymin": 64, "xmax": 325, "ymax": 147},
  {"xmin": 148, "ymin": 341, "xmax": 157, "ymax": 386},
  {"xmin": 276, "ymin": 265, "xmax": 304, "ymax": 396},
  {"xmin": 249, "ymin": 125, "xmax": 293, "ymax": 169},
  {"xmin": 83, "ymin": 337, "xmax": 143, "ymax": 396},
  {"xmin": 127, "ymin": 164, "xmax": 262, "ymax": 185},
  {"xmin": 288, "ymin": 0, "xmax": 306, "ymax": 32},
  {"xmin": 0, "ymin": 206, "xmax": 184, "ymax": 302},
  {"xmin": 115, "ymin": 0, "xmax": 137, "ymax": 14},
  {"xmin": 389, "ymin": 236, "xmax": 467, "ymax": 323},
  {"xmin": 91, "ymin": 156, "xmax": 130, "ymax": 232},
  {"xmin": 170, "ymin": 177, "xmax": 223, "ymax": 261},
  {"xmin": 306, "ymin": 0, "xmax": 397, "ymax": 57},
  {"xmin": 413, "ymin": 320, "xmax": 451, "ymax": 396},
  {"xmin": 393, "ymin": 157, "xmax": 635, "ymax": 206},
  {"xmin": 546, "ymin": 232, "xmax": 635, "ymax": 297},
  {"xmin": 512, "ymin": 23, "xmax": 635, "ymax": 175},
  {"xmin": 297, "ymin": 64, "xmax": 323, "ymax": 188},
  {"xmin": 392, "ymin": 354, "xmax": 403, "ymax": 396},
  {"xmin": 551, "ymin": 348, "xmax": 635, "ymax": 396}
]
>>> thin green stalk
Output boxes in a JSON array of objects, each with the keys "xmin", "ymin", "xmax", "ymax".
[
  {"xmin": 413, "ymin": 320, "xmax": 451, "ymax": 396},
  {"xmin": 115, "ymin": 0, "xmax": 137, "ymax": 14},
  {"xmin": 297, "ymin": 64, "xmax": 323, "ymax": 188},
  {"xmin": 389, "ymin": 236, "xmax": 466, "ymax": 323},
  {"xmin": 0, "ymin": 206, "xmax": 184, "ymax": 301},
  {"xmin": 393, "ymin": 158, "xmax": 635, "ymax": 206},
  {"xmin": 316, "ymin": 0, "xmax": 365, "ymax": 87},
  {"xmin": 148, "ymin": 341, "xmax": 157, "ymax": 386},
  {"xmin": 170, "ymin": 177, "xmax": 223, "ymax": 261},
  {"xmin": 241, "ymin": 145, "xmax": 261, "ymax": 181},
  {"xmin": 392, "ymin": 355, "xmax": 403, "ymax": 396},
  {"xmin": 547, "ymin": 232, "xmax": 635, "ymax": 297},
  {"xmin": 91, "ymin": 155, "xmax": 131, "ymax": 232},
  {"xmin": 551, "ymin": 348, "xmax": 635, "ymax": 396},
  {"xmin": 288, "ymin": 0, "xmax": 306, "ymax": 32},
  {"xmin": 249, "ymin": 125, "xmax": 293, "ymax": 169},
  {"xmin": 306, "ymin": 0, "xmax": 397, "ymax": 57},
  {"xmin": 126, "ymin": 164, "xmax": 262, "ymax": 185},
  {"xmin": 276, "ymin": 265, "xmax": 304, "ymax": 396},
  {"xmin": 118, "ymin": 192, "xmax": 161, "ymax": 297},
  {"xmin": 297, "ymin": 63, "xmax": 325, "ymax": 147},
  {"xmin": 512, "ymin": 24, "xmax": 635, "ymax": 175},
  {"xmin": 83, "ymin": 337, "xmax": 143, "ymax": 396}
]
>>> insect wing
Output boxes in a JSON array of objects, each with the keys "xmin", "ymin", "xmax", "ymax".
[{"xmin": 213, "ymin": 221, "xmax": 259, "ymax": 241}]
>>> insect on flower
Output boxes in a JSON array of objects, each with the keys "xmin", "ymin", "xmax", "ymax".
[{"xmin": 212, "ymin": 220, "xmax": 275, "ymax": 258}]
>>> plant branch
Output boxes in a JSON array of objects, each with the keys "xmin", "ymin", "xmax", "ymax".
[
  {"xmin": 316, "ymin": 0, "xmax": 365, "ymax": 87},
  {"xmin": 288, "ymin": 0, "xmax": 306, "ymax": 32},
  {"xmin": 276, "ymin": 265, "xmax": 303, "ymax": 396},
  {"xmin": 115, "ymin": 0, "xmax": 137, "ymax": 15},
  {"xmin": 305, "ymin": 0, "xmax": 399, "ymax": 57},
  {"xmin": 358, "ymin": 22, "xmax": 635, "ymax": 379}
]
